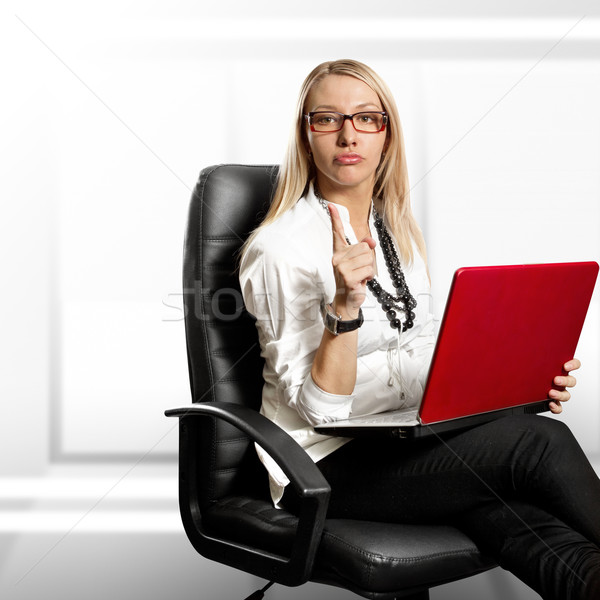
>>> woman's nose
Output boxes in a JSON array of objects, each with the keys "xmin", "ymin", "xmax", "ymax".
[{"xmin": 337, "ymin": 118, "xmax": 357, "ymax": 145}]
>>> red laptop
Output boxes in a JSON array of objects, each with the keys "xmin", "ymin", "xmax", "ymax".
[{"xmin": 315, "ymin": 262, "xmax": 599, "ymax": 439}]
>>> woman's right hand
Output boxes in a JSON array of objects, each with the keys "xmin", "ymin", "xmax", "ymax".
[{"xmin": 328, "ymin": 203, "xmax": 377, "ymax": 318}]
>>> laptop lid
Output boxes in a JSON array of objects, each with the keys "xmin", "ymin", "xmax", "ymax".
[
  {"xmin": 418, "ymin": 261, "xmax": 599, "ymax": 424},
  {"xmin": 314, "ymin": 261, "xmax": 598, "ymax": 438}
]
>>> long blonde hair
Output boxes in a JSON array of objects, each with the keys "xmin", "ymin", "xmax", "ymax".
[{"xmin": 243, "ymin": 59, "xmax": 426, "ymax": 265}]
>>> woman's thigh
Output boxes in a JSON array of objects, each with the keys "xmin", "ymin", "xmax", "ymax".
[
  {"xmin": 311, "ymin": 414, "xmax": 600, "ymax": 600},
  {"xmin": 316, "ymin": 414, "xmax": 599, "ymax": 534}
]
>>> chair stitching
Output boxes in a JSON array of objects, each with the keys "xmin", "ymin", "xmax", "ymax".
[
  {"xmin": 364, "ymin": 548, "xmax": 374, "ymax": 587},
  {"xmin": 217, "ymin": 499, "xmax": 298, "ymax": 527},
  {"xmin": 210, "ymin": 467, "xmax": 243, "ymax": 475},
  {"xmin": 215, "ymin": 436, "xmax": 250, "ymax": 445},
  {"xmin": 202, "ymin": 264, "xmax": 238, "ymax": 271}
]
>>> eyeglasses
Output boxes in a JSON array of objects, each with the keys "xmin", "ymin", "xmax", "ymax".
[{"xmin": 305, "ymin": 111, "xmax": 388, "ymax": 133}]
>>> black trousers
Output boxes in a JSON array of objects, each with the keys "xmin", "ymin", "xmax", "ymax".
[{"xmin": 314, "ymin": 415, "xmax": 600, "ymax": 600}]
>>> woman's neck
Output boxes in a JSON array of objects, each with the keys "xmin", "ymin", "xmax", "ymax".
[{"xmin": 315, "ymin": 177, "xmax": 373, "ymax": 228}]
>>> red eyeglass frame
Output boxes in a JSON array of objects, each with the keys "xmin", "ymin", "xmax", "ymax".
[{"xmin": 305, "ymin": 111, "xmax": 388, "ymax": 133}]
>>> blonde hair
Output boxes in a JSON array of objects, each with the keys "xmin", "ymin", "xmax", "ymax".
[{"xmin": 242, "ymin": 59, "xmax": 427, "ymax": 265}]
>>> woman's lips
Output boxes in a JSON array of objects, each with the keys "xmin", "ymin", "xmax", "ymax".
[{"xmin": 335, "ymin": 153, "xmax": 363, "ymax": 165}]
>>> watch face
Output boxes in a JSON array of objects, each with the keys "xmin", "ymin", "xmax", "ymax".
[
  {"xmin": 320, "ymin": 300, "xmax": 363, "ymax": 336},
  {"xmin": 324, "ymin": 307, "xmax": 338, "ymax": 335}
]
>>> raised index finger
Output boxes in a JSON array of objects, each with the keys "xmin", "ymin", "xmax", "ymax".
[{"xmin": 328, "ymin": 203, "xmax": 349, "ymax": 252}]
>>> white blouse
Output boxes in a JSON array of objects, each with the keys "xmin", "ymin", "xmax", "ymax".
[{"xmin": 239, "ymin": 184, "xmax": 436, "ymax": 505}]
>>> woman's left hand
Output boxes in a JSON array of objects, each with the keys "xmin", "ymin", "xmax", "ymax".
[{"xmin": 548, "ymin": 358, "xmax": 581, "ymax": 414}]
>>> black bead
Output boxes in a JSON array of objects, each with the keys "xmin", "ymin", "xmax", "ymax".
[{"xmin": 366, "ymin": 208, "xmax": 417, "ymax": 332}]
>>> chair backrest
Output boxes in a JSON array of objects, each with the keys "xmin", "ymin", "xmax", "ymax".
[{"xmin": 183, "ymin": 164, "xmax": 278, "ymax": 506}]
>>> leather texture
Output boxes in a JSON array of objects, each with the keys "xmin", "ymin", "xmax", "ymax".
[
  {"xmin": 183, "ymin": 164, "xmax": 276, "ymax": 506},
  {"xmin": 178, "ymin": 164, "xmax": 496, "ymax": 598},
  {"xmin": 314, "ymin": 520, "xmax": 489, "ymax": 595},
  {"xmin": 204, "ymin": 495, "xmax": 493, "ymax": 597}
]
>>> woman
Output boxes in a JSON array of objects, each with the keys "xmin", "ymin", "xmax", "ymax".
[{"xmin": 239, "ymin": 59, "xmax": 600, "ymax": 599}]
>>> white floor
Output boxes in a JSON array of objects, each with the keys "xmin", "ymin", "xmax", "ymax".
[{"xmin": 2, "ymin": 460, "xmax": 598, "ymax": 600}]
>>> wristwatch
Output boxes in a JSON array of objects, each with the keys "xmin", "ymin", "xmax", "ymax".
[{"xmin": 320, "ymin": 299, "xmax": 364, "ymax": 336}]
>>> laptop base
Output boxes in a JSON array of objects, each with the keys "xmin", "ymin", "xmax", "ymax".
[{"xmin": 315, "ymin": 400, "xmax": 551, "ymax": 440}]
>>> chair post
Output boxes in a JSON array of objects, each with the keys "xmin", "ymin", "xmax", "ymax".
[{"xmin": 396, "ymin": 591, "xmax": 430, "ymax": 600}]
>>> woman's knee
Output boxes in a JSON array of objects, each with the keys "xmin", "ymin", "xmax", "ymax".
[
  {"xmin": 528, "ymin": 413, "xmax": 572, "ymax": 436},
  {"xmin": 489, "ymin": 415, "xmax": 576, "ymax": 483},
  {"xmin": 508, "ymin": 414, "xmax": 574, "ymax": 447}
]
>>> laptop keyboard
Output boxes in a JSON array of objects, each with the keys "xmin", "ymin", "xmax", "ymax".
[{"xmin": 345, "ymin": 408, "xmax": 420, "ymax": 426}]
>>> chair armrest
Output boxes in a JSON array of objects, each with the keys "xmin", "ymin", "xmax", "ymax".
[
  {"xmin": 165, "ymin": 401, "xmax": 331, "ymax": 586},
  {"xmin": 166, "ymin": 402, "xmax": 330, "ymax": 498}
]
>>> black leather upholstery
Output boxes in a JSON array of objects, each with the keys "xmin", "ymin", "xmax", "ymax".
[
  {"xmin": 182, "ymin": 164, "xmax": 275, "ymax": 506},
  {"xmin": 166, "ymin": 164, "xmax": 496, "ymax": 598},
  {"xmin": 204, "ymin": 495, "xmax": 494, "ymax": 597}
]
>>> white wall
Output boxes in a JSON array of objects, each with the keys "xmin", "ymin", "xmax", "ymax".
[{"xmin": 1, "ymin": 2, "xmax": 599, "ymax": 599}]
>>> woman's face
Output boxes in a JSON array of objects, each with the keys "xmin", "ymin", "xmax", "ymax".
[{"xmin": 305, "ymin": 74, "xmax": 388, "ymax": 195}]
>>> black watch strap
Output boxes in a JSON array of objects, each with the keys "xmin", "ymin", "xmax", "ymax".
[{"xmin": 321, "ymin": 300, "xmax": 364, "ymax": 335}]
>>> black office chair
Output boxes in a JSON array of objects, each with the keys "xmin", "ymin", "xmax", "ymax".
[{"xmin": 165, "ymin": 164, "xmax": 496, "ymax": 599}]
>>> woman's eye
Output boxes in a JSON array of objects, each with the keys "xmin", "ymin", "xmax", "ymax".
[{"xmin": 317, "ymin": 114, "xmax": 337, "ymax": 125}]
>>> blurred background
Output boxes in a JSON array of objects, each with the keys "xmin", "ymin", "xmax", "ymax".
[{"xmin": 1, "ymin": 1, "xmax": 599, "ymax": 598}]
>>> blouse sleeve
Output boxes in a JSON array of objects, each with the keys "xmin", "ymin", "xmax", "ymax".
[{"xmin": 239, "ymin": 234, "xmax": 355, "ymax": 426}]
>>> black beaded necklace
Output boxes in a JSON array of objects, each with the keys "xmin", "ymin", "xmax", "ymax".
[{"xmin": 314, "ymin": 184, "xmax": 416, "ymax": 332}]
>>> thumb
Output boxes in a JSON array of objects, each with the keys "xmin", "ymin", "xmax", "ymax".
[
  {"xmin": 361, "ymin": 235, "xmax": 377, "ymax": 250},
  {"xmin": 328, "ymin": 203, "xmax": 349, "ymax": 252}
]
